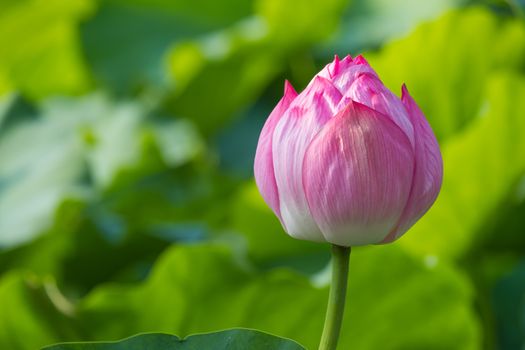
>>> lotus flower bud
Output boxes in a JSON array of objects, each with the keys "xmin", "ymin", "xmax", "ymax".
[{"xmin": 254, "ymin": 55, "xmax": 443, "ymax": 246}]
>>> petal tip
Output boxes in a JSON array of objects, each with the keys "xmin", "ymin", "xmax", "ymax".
[
  {"xmin": 354, "ymin": 54, "xmax": 369, "ymax": 65},
  {"xmin": 283, "ymin": 80, "xmax": 297, "ymax": 99},
  {"xmin": 401, "ymin": 83, "xmax": 409, "ymax": 98},
  {"xmin": 284, "ymin": 80, "xmax": 297, "ymax": 96},
  {"xmin": 311, "ymin": 75, "xmax": 332, "ymax": 87},
  {"xmin": 343, "ymin": 99, "xmax": 374, "ymax": 115},
  {"xmin": 342, "ymin": 54, "xmax": 353, "ymax": 63},
  {"xmin": 329, "ymin": 55, "xmax": 341, "ymax": 77},
  {"xmin": 400, "ymin": 84, "xmax": 417, "ymax": 108}
]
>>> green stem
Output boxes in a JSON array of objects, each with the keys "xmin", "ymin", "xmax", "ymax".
[{"xmin": 318, "ymin": 245, "xmax": 351, "ymax": 350}]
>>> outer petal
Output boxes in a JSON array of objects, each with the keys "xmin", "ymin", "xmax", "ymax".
[
  {"xmin": 272, "ymin": 77, "xmax": 342, "ymax": 242},
  {"xmin": 382, "ymin": 85, "xmax": 443, "ymax": 242},
  {"xmin": 303, "ymin": 101, "xmax": 415, "ymax": 246},
  {"xmin": 339, "ymin": 71, "xmax": 416, "ymax": 148},
  {"xmin": 254, "ymin": 81, "xmax": 297, "ymax": 220}
]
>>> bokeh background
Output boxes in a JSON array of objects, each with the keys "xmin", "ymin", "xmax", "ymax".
[{"xmin": 0, "ymin": 0, "xmax": 524, "ymax": 349}]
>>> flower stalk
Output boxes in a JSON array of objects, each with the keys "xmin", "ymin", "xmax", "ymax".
[{"xmin": 318, "ymin": 245, "xmax": 351, "ymax": 350}]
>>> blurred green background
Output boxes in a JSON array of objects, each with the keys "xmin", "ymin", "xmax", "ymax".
[{"xmin": 0, "ymin": 0, "xmax": 524, "ymax": 349}]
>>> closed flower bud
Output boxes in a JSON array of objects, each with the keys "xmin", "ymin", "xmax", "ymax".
[{"xmin": 254, "ymin": 55, "xmax": 443, "ymax": 246}]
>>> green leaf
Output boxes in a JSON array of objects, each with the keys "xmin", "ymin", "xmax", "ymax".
[
  {"xmin": 257, "ymin": 0, "xmax": 348, "ymax": 46},
  {"xmin": 0, "ymin": 94, "xmax": 206, "ymax": 248},
  {"xmin": 0, "ymin": 200, "xmax": 85, "ymax": 280},
  {"xmin": 0, "ymin": 95, "xmax": 141, "ymax": 247},
  {"xmin": 327, "ymin": 0, "xmax": 464, "ymax": 52},
  {"xmin": 399, "ymin": 73, "xmax": 525, "ymax": 259},
  {"xmin": 42, "ymin": 330, "xmax": 306, "ymax": 350},
  {"xmin": 0, "ymin": 272, "xmax": 81, "ymax": 350},
  {"xmin": 79, "ymin": 0, "xmax": 253, "ymax": 94},
  {"xmin": 0, "ymin": 0, "xmax": 94, "ymax": 99},
  {"xmin": 367, "ymin": 7, "xmax": 525, "ymax": 140},
  {"xmin": 0, "ymin": 104, "xmax": 87, "ymax": 247},
  {"xmin": 76, "ymin": 244, "xmax": 480, "ymax": 350},
  {"xmin": 166, "ymin": 33, "xmax": 281, "ymax": 136},
  {"xmin": 165, "ymin": 0, "xmax": 348, "ymax": 135},
  {"xmin": 0, "ymin": 72, "xmax": 12, "ymax": 97}
]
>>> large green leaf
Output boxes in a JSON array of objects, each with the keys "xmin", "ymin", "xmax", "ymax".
[
  {"xmin": 367, "ymin": 7, "xmax": 525, "ymax": 140},
  {"xmin": 42, "ymin": 330, "xmax": 305, "ymax": 350},
  {"xmin": 80, "ymin": 0, "xmax": 253, "ymax": 94},
  {"xmin": 0, "ymin": 94, "xmax": 205, "ymax": 248},
  {"xmin": 257, "ymin": 0, "xmax": 347, "ymax": 46},
  {"xmin": 0, "ymin": 0, "xmax": 93, "ymax": 99},
  {"xmin": 0, "ymin": 95, "xmax": 140, "ymax": 247},
  {"xmin": 399, "ymin": 73, "xmax": 525, "ymax": 258},
  {"xmin": 327, "ymin": 0, "xmax": 465, "ymax": 52},
  {"xmin": 76, "ymin": 244, "xmax": 479, "ymax": 350}
]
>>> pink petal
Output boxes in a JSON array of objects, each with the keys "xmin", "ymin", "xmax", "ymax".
[
  {"xmin": 254, "ymin": 81, "xmax": 297, "ymax": 220},
  {"xmin": 317, "ymin": 55, "xmax": 341, "ymax": 79},
  {"xmin": 340, "ymin": 54, "xmax": 354, "ymax": 66},
  {"xmin": 353, "ymin": 54, "xmax": 369, "ymax": 66},
  {"xmin": 272, "ymin": 76, "xmax": 342, "ymax": 241},
  {"xmin": 382, "ymin": 85, "xmax": 443, "ymax": 243},
  {"xmin": 303, "ymin": 100, "xmax": 415, "ymax": 246},
  {"xmin": 318, "ymin": 55, "xmax": 355, "ymax": 80},
  {"xmin": 299, "ymin": 76, "xmax": 344, "ymax": 115},
  {"xmin": 339, "ymin": 73, "xmax": 416, "ymax": 148},
  {"xmin": 330, "ymin": 62, "xmax": 378, "ymax": 95},
  {"xmin": 318, "ymin": 55, "xmax": 357, "ymax": 81}
]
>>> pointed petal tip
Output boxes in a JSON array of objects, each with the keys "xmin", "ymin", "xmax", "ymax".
[
  {"xmin": 342, "ymin": 98, "xmax": 375, "ymax": 115},
  {"xmin": 342, "ymin": 54, "xmax": 353, "ymax": 62},
  {"xmin": 312, "ymin": 74, "xmax": 333, "ymax": 86},
  {"xmin": 283, "ymin": 80, "xmax": 298, "ymax": 98},
  {"xmin": 331, "ymin": 99, "xmax": 382, "ymax": 124},
  {"xmin": 400, "ymin": 84, "xmax": 417, "ymax": 108},
  {"xmin": 305, "ymin": 75, "xmax": 342, "ymax": 99},
  {"xmin": 328, "ymin": 55, "xmax": 340, "ymax": 78},
  {"xmin": 401, "ymin": 83, "xmax": 409, "ymax": 97},
  {"xmin": 284, "ymin": 79, "xmax": 296, "ymax": 92},
  {"xmin": 354, "ymin": 54, "xmax": 369, "ymax": 65}
]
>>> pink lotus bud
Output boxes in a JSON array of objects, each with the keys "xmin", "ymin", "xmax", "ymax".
[{"xmin": 254, "ymin": 55, "xmax": 443, "ymax": 246}]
